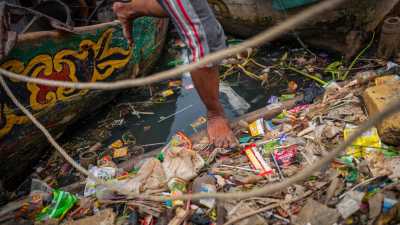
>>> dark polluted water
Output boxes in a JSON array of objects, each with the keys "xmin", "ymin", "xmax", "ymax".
[{"xmin": 65, "ymin": 55, "xmax": 263, "ymax": 148}]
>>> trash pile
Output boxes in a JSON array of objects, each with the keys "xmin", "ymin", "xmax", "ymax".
[{"xmin": 2, "ymin": 49, "xmax": 400, "ymax": 225}]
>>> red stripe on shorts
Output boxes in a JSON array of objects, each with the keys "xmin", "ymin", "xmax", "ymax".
[
  {"xmin": 164, "ymin": 0, "xmax": 197, "ymax": 62},
  {"xmin": 175, "ymin": 0, "xmax": 205, "ymax": 59}
]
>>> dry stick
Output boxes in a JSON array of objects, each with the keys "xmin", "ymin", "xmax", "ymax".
[
  {"xmin": 0, "ymin": 0, "xmax": 346, "ymax": 90},
  {"xmin": 0, "ymin": 77, "xmax": 91, "ymax": 178},
  {"xmin": 339, "ymin": 176, "xmax": 383, "ymax": 199},
  {"xmin": 191, "ymin": 97, "xmax": 301, "ymax": 143},
  {"xmin": 223, "ymin": 190, "xmax": 313, "ymax": 225}
]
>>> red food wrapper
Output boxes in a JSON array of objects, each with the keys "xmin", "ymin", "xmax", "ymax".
[
  {"xmin": 243, "ymin": 144, "xmax": 273, "ymax": 176},
  {"xmin": 167, "ymin": 131, "xmax": 192, "ymax": 150},
  {"xmin": 273, "ymin": 145, "xmax": 298, "ymax": 167}
]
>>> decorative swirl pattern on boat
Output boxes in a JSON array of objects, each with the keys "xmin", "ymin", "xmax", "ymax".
[
  {"xmin": 0, "ymin": 28, "xmax": 132, "ymax": 138},
  {"xmin": 0, "ymin": 104, "xmax": 29, "ymax": 138}
]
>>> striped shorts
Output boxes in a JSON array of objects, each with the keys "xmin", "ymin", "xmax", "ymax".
[{"xmin": 157, "ymin": 0, "xmax": 226, "ymax": 64}]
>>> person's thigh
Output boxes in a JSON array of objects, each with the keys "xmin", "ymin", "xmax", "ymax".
[{"xmin": 157, "ymin": 0, "xmax": 226, "ymax": 63}]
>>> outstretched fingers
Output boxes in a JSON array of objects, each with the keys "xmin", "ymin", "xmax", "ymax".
[
  {"xmin": 207, "ymin": 115, "xmax": 238, "ymax": 149},
  {"xmin": 121, "ymin": 19, "xmax": 133, "ymax": 46}
]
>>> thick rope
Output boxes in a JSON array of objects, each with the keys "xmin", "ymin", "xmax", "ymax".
[
  {"xmin": 2, "ymin": 73, "xmax": 400, "ymax": 202},
  {"xmin": 0, "ymin": 0, "xmax": 346, "ymax": 89},
  {"xmin": 4, "ymin": 0, "xmax": 394, "ymax": 203},
  {"xmin": 0, "ymin": 76, "xmax": 93, "ymax": 178},
  {"xmin": 0, "ymin": 76, "xmax": 133, "ymax": 197}
]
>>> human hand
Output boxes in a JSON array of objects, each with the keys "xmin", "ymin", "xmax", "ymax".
[{"xmin": 112, "ymin": 1, "xmax": 136, "ymax": 46}]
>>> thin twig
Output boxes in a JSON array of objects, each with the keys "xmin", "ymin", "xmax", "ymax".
[
  {"xmin": 342, "ymin": 32, "xmax": 375, "ymax": 80},
  {"xmin": 223, "ymin": 190, "xmax": 313, "ymax": 225},
  {"xmin": 286, "ymin": 65, "xmax": 327, "ymax": 85},
  {"xmin": 339, "ymin": 176, "xmax": 383, "ymax": 199}
]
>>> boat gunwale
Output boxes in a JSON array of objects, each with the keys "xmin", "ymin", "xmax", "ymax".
[{"xmin": 16, "ymin": 20, "xmax": 124, "ymax": 42}]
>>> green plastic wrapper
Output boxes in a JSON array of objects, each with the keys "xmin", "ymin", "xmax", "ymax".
[
  {"xmin": 279, "ymin": 94, "xmax": 295, "ymax": 101},
  {"xmin": 36, "ymin": 190, "xmax": 77, "ymax": 221},
  {"xmin": 263, "ymin": 139, "xmax": 280, "ymax": 154},
  {"xmin": 239, "ymin": 135, "xmax": 252, "ymax": 144},
  {"xmin": 345, "ymin": 168, "xmax": 359, "ymax": 183},
  {"xmin": 157, "ymin": 152, "xmax": 165, "ymax": 162},
  {"xmin": 226, "ymin": 39, "xmax": 243, "ymax": 46},
  {"xmin": 167, "ymin": 59, "xmax": 183, "ymax": 68},
  {"xmin": 275, "ymin": 111, "xmax": 287, "ymax": 120}
]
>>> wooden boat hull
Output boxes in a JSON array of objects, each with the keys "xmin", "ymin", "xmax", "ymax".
[
  {"xmin": 208, "ymin": 0, "xmax": 400, "ymax": 59},
  {"xmin": 0, "ymin": 18, "xmax": 168, "ymax": 187}
]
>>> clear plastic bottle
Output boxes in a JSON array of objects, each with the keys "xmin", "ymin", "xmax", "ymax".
[{"xmin": 192, "ymin": 174, "xmax": 217, "ymax": 209}]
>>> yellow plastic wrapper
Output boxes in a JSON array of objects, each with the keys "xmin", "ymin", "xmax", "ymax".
[
  {"xmin": 248, "ymin": 118, "xmax": 265, "ymax": 137},
  {"xmin": 161, "ymin": 89, "xmax": 174, "ymax": 97},
  {"xmin": 168, "ymin": 80, "xmax": 182, "ymax": 87},
  {"xmin": 343, "ymin": 124, "xmax": 381, "ymax": 158},
  {"xmin": 111, "ymin": 139, "xmax": 124, "ymax": 149},
  {"xmin": 190, "ymin": 116, "xmax": 207, "ymax": 129},
  {"xmin": 113, "ymin": 147, "xmax": 128, "ymax": 158}
]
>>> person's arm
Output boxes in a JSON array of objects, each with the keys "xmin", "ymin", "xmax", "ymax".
[
  {"xmin": 191, "ymin": 66, "xmax": 238, "ymax": 148},
  {"xmin": 113, "ymin": 0, "xmax": 167, "ymax": 45}
]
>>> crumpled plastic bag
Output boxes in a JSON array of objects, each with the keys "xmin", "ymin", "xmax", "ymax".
[
  {"xmin": 21, "ymin": 179, "xmax": 54, "ymax": 220},
  {"xmin": 161, "ymin": 132, "xmax": 204, "ymax": 181},
  {"xmin": 121, "ymin": 158, "xmax": 166, "ymax": 194},
  {"xmin": 297, "ymin": 82, "xmax": 325, "ymax": 104},
  {"xmin": 30, "ymin": 179, "xmax": 53, "ymax": 205},
  {"xmin": 84, "ymin": 166, "xmax": 117, "ymax": 197},
  {"xmin": 162, "ymin": 146, "xmax": 205, "ymax": 181}
]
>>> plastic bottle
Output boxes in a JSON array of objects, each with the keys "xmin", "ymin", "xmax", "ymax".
[{"xmin": 192, "ymin": 174, "xmax": 217, "ymax": 209}]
